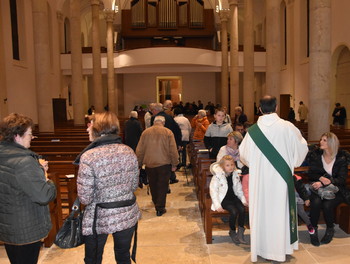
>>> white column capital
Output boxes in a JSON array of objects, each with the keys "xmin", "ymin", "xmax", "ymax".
[
  {"xmin": 219, "ymin": 10, "xmax": 230, "ymax": 22},
  {"xmin": 104, "ymin": 10, "xmax": 115, "ymax": 23},
  {"xmin": 91, "ymin": 0, "xmax": 101, "ymax": 6}
]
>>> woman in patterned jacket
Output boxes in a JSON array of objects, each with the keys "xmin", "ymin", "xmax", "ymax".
[{"xmin": 75, "ymin": 112, "xmax": 141, "ymax": 264}]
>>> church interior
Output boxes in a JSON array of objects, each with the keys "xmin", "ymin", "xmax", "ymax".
[{"xmin": 1, "ymin": 0, "xmax": 350, "ymax": 263}]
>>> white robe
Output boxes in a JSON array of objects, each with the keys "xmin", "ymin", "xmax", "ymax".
[{"xmin": 239, "ymin": 113, "xmax": 308, "ymax": 262}]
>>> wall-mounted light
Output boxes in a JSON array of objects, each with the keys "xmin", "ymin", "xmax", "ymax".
[{"xmin": 114, "ymin": 5, "xmax": 119, "ymax": 13}]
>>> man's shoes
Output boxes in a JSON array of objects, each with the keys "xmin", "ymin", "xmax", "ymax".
[
  {"xmin": 170, "ymin": 179, "xmax": 179, "ymax": 184},
  {"xmin": 321, "ymin": 227, "xmax": 335, "ymax": 244},
  {"xmin": 167, "ymin": 188, "xmax": 171, "ymax": 194},
  {"xmin": 156, "ymin": 209, "xmax": 167, "ymax": 216}
]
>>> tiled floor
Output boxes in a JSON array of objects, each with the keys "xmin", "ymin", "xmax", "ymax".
[{"xmin": 1, "ymin": 169, "xmax": 350, "ymax": 263}]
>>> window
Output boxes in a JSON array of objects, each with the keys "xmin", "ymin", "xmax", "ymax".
[{"xmin": 9, "ymin": 0, "xmax": 19, "ymax": 60}]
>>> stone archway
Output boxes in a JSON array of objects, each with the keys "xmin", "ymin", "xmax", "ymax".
[{"xmin": 332, "ymin": 45, "xmax": 350, "ymax": 128}]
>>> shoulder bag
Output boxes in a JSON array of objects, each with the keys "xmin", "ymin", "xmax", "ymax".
[{"xmin": 54, "ymin": 197, "xmax": 84, "ymax": 248}]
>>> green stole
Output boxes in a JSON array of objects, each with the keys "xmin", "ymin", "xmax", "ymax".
[{"xmin": 248, "ymin": 124, "xmax": 297, "ymax": 244}]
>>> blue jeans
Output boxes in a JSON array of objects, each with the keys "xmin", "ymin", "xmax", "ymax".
[{"xmin": 84, "ymin": 225, "xmax": 136, "ymax": 264}]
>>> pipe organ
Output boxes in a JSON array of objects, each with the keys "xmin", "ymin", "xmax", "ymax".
[{"xmin": 131, "ymin": 0, "xmax": 204, "ymax": 28}]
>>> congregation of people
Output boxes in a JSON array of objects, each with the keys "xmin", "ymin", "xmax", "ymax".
[{"xmin": 1, "ymin": 96, "xmax": 350, "ymax": 264}]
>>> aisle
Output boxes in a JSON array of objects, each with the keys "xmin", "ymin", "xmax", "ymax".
[{"xmin": 1, "ymin": 169, "xmax": 350, "ymax": 263}]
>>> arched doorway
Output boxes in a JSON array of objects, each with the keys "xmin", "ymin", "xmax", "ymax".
[{"xmin": 332, "ymin": 46, "xmax": 350, "ymax": 128}]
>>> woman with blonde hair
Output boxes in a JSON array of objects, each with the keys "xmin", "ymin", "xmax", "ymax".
[
  {"xmin": 75, "ymin": 112, "xmax": 141, "ymax": 264},
  {"xmin": 307, "ymin": 132, "xmax": 347, "ymax": 246},
  {"xmin": 210, "ymin": 155, "xmax": 248, "ymax": 244},
  {"xmin": 216, "ymin": 131, "xmax": 249, "ymax": 204}
]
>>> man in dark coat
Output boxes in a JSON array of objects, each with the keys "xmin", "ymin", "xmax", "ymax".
[
  {"xmin": 124, "ymin": 111, "xmax": 143, "ymax": 151},
  {"xmin": 150, "ymin": 103, "xmax": 182, "ymax": 183},
  {"xmin": 332, "ymin": 103, "xmax": 347, "ymax": 128}
]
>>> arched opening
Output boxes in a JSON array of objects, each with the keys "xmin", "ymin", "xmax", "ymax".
[{"xmin": 333, "ymin": 46, "xmax": 350, "ymax": 128}]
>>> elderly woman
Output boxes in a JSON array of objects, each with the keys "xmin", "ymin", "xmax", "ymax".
[
  {"xmin": 75, "ymin": 112, "xmax": 141, "ymax": 264},
  {"xmin": 307, "ymin": 132, "xmax": 347, "ymax": 246},
  {"xmin": 0, "ymin": 113, "xmax": 56, "ymax": 264},
  {"xmin": 217, "ymin": 131, "xmax": 249, "ymax": 204},
  {"xmin": 191, "ymin": 109, "xmax": 210, "ymax": 141}
]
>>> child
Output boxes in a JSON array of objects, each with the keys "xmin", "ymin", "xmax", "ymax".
[
  {"xmin": 209, "ymin": 155, "xmax": 248, "ymax": 244},
  {"xmin": 294, "ymin": 174, "xmax": 315, "ymax": 234},
  {"xmin": 204, "ymin": 108, "xmax": 233, "ymax": 159}
]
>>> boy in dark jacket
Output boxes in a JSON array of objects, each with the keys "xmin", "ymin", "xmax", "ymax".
[{"xmin": 204, "ymin": 108, "xmax": 233, "ymax": 159}]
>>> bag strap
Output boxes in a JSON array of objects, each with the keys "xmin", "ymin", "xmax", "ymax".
[{"xmin": 248, "ymin": 124, "xmax": 298, "ymax": 244}]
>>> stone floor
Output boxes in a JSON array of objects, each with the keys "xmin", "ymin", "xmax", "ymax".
[{"xmin": 1, "ymin": 169, "xmax": 350, "ymax": 263}]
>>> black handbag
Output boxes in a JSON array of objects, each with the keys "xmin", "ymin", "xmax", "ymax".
[{"xmin": 54, "ymin": 198, "xmax": 84, "ymax": 248}]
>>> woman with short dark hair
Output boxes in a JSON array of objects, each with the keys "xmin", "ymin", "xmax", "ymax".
[
  {"xmin": 75, "ymin": 112, "xmax": 141, "ymax": 264},
  {"xmin": 0, "ymin": 113, "xmax": 56, "ymax": 264}
]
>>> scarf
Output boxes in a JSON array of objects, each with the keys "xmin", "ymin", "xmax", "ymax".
[
  {"xmin": 73, "ymin": 134, "xmax": 122, "ymax": 165},
  {"xmin": 226, "ymin": 146, "xmax": 240, "ymax": 161}
]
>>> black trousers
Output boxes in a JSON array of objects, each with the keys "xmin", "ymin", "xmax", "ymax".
[
  {"xmin": 5, "ymin": 241, "xmax": 42, "ymax": 264},
  {"xmin": 309, "ymin": 192, "xmax": 343, "ymax": 228},
  {"xmin": 221, "ymin": 197, "xmax": 246, "ymax": 231},
  {"xmin": 146, "ymin": 164, "xmax": 171, "ymax": 211},
  {"xmin": 84, "ymin": 225, "xmax": 136, "ymax": 264}
]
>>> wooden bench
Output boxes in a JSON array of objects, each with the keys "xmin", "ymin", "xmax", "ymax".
[
  {"xmin": 202, "ymin": 165, "xmax": 350, "ymax": 244},
  {"xmin": 43, "ymin": 173, "xmax": 63, "ymax": 247}
]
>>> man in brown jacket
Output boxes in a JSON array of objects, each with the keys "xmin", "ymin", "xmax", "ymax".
[{"xmin": 136, "ymin": 115, "xmax": 179, "ymax": 216}]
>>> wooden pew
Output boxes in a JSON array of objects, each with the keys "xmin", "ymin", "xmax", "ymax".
[
  {"xmin": 43, "ymin": 173, "xmax": 63, "ymax": 247},
  {"xmin": 30, "ymin": 145, "xmax": 86, "ymax": 153}
]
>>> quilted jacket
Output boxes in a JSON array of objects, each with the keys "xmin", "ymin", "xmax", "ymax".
[{"xmin": 0, "ymin": 142, "xmax": 56, "ymax": 245}]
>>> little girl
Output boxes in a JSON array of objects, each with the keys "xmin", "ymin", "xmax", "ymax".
[{"xmin": 209, "ymin": 155, "xmax": 248, "ymax": 244}]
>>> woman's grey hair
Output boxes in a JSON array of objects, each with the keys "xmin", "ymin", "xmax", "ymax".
[{"xmin": 198, "ymin": 109, "xmax": 207, "ymax": 117}]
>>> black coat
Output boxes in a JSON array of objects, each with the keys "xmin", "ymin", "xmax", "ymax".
[
  {"xmin": 124, "ymin": 117, "xmax": 143, "ymax": 151},
  {"xmin": 150, "ymin": 111, "xmax": 182, "ymax": 147},
  {"xmin": 306, "ymin": 148, "xmax": 348, "ymax": 192}
]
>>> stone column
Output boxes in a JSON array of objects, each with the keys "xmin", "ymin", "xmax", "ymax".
[
  {"xmin": 308, "ymin": 0, "xmax": 331, "ymax": 140},
  {"xmin": 70, "ymin": 0, "xmax": 85, "ymax": 125},
  {"xmin": 243, "ymin": 0, "xmax": 254, "ymax": 122},
  {"xmin": 105, "ymin": 10, "xmax": 117, "ymax": 114},
  {"xmin": 219, "ymin": 10, "xmax": 230, "ymax": 108},
  {"xmin": 32, "ymin": 0, "xmax": 54, "ymax": 132},
  {"xmin": 229, "ymin": 0, "xmax": 239, "ymax": 116},
  {"xmin": 265, "ymin": 0, "xmax": 281, "ymax": 98},
  {"xmin": 91, "ymin": 0, "xmax": 103, "ymax": 112}
]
